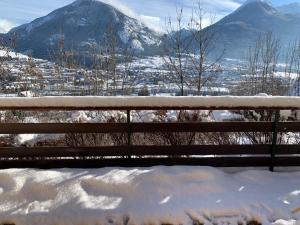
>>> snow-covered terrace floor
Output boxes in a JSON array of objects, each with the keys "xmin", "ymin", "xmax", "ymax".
[{"xmin": 0, "ymin": 167, "xmax": 298, "ymax": 225}]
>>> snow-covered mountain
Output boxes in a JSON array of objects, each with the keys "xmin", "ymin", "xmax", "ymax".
[
  {"xmin": 3, "ymin": 0, "xmax": 162, "ymax": 60},
  {"xmin": 277, "ymin": 2, "xmax": 300, "ymax": 15},
  {"xmin": 3, "ymin": 0, "xmax": 300, "ymax": 61},
  {"xmin": 198, "ymin": 0, "xmax": 300, "ymax": 59}
]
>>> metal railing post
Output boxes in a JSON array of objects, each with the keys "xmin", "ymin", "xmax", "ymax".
[
  {"xmin": 127, "ymin": 110, "xmax": 132, "ymax": 159},
  {"xmin": 270, "ymin": 110, "xmax": 280, "ymax": 172}
]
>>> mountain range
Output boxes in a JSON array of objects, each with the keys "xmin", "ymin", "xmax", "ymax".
[
  {"xmin": 1, "ymin": 0, "xmax": 300, "ymax": 60},
  {"xmin": 201, "ymin": 0, "xmax": 300, "ymax": 58},
  {"xmin": 1, "ymin": 0, "xmax": 161, "ymax": 59}
]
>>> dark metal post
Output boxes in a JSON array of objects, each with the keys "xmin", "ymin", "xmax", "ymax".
[
  {"xmin": 127, "ymin": 110, "xmax": 132, "ymax": 159},
  {"xmin": 270, "ymin": 110, "xmax": 280, "ymax": 172}
]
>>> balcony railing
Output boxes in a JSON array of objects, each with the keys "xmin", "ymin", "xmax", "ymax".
[{"xmin": 0, "ymin": 96, "xmax": 299, "ymax": 171}]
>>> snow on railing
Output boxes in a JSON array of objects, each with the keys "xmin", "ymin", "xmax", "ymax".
[{"xmin": 1, "ymin": 96, "xmax": 300, "ymax": 109}]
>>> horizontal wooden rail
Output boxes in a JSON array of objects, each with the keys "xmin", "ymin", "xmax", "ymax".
[
  {"xmin": 1, "ymin": 122, "xmax": 300, "ymax": 134},
  {"xmin": 0, "ymin": 145, "xmax": 299, "ymax": 159},
  {"xmin": 278, "ymin": 122, "xmax": 300, "ymax": 132},
  {"xmin": 0, "ymin": 157, "xmax": 298, "ymax": 169},
  {"xmin": 0, "ymin": 145, "xmax": 272, "ymax": 158},
  {"xmin": 0, "ymin": 144, "xmax": 299, "ymax": 158}
]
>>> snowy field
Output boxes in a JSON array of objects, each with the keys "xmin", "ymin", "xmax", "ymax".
[{"xmin": 0, "ymin": 167, "xmax": 298, "ymax": 225}]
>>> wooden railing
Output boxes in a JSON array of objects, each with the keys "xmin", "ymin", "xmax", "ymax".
[{"xmin": 0, "ymin": 96, "xmax": 300, "ymax": 170}]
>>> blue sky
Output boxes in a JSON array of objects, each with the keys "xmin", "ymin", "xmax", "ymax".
[{"xmin": 0, "ymin": 0, "xmax": 299, "ymax": 33}]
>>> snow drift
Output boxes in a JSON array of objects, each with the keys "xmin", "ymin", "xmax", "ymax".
[{"xmin": 0, "ymin": 167, "xmax": 298, "ymax": 225}]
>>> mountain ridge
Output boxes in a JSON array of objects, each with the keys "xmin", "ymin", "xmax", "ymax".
[
  {"xmin": 3, "ymin": 0, "xmax": 162, "ymax": 60},
  {"xmin": 199, "ymin": 0, "xmax": 300, "ymax": 59},
  {"xmin": 2, "ymin": 0, "xmax": 300, "ymax": 61}
]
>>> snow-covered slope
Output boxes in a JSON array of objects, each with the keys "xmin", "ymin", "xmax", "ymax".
[
  {"xmin": 0, "ymin": 167, "xmax": 297, "ymax": 225},
  {"xmin": 4, "ymin": 0, "xmax": 162, "ymax": 59},
  {"xmin": 0, "ymin": 50, "xmax": 28, "ymax": 59},
  {"xmin": 277, "ymin": 2, "xmax": 300, "ymax": 15},
  {"xmin": 197, "ymin": 0, "xmax": 300, "ymax": 59}
]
